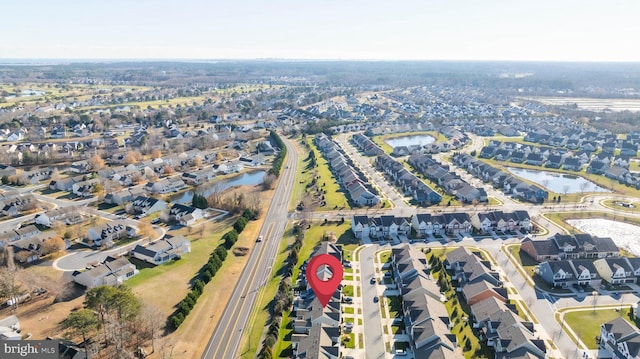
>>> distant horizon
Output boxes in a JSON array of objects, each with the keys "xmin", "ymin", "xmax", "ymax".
[
  {"xmin": 2, "ymin": 58, "xmax": 640, "ymax": 65},
  {"xmin": 3, "ymin": 1, "xmax": 640, "ymax": 62}
]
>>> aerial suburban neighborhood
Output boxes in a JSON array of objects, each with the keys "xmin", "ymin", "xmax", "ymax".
[{"xmin": 1, "ymin": 60, "xmax": 640, "ymax": 359}]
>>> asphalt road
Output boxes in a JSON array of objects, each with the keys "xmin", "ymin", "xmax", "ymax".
[
  {"xmin": 201, "ymin": 137, "xmax": 298, "ymax": 359},
  {"xmin": 359, "ymin": 245, "xmax": 386, "ymax": 359}
]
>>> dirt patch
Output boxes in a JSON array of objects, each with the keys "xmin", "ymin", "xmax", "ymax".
[{"xmin": 233, "ymin": 247, "xmax": 250, "ymax": 256}]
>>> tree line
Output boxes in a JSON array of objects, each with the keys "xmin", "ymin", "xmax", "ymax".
[{"xmin": 268, "ymin": 130, "xmax": 286, "ymax": 177}]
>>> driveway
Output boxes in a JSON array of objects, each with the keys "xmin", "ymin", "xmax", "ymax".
[
  {"xmin": 53, "ymin": 226, "xmax": 165, "ymax": 271},
  {"xmin": 359, "ymin": 245, "xmax": 386, "ymax": 359}
]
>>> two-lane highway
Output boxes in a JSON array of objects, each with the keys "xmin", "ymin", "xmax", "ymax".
[{"xmin": 201, "ymin": 136, "xmax": 298, "ymax": 359}]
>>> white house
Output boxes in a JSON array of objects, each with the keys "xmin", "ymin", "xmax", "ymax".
[
  {"xmin": 145, "ymin": 177, "xmax": 186, "ymax": 194},
  {"xmin": 73, "ymin": 256, "xmax": 138, "ymax": 288},
  {"xmin": 131, "ymin": 235, "xmax": 190, "ymax": 265}
]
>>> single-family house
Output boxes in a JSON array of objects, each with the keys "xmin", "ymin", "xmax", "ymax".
[
  {"xmin": 131, "ymin": 235, "xmax": 190, "ymax": 265},
  {"xmin": 73, "ymin": 256, "xmax": 138, "ymax": 288}
]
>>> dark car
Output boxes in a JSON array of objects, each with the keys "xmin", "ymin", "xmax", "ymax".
[
  {"xmin": 370, "ymin": 277, "xmax": 376, "ymax": 285},
  {"xmin": 373, "ymin": 296, "xmax": 379, "ymax": 303}
]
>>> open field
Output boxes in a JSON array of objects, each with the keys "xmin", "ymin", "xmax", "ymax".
[
  {"xmin": 563, "ymin": 308, "xmax": 633, "ymax": 349},
  {"xmin": 292, "ymin": 137, "xmax": 350, "ymax": 211}
]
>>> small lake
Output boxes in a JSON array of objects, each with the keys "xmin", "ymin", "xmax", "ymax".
[
  {"xmin": 385, "ymin": 134, "xmax": 435, "ymax": 148},
  {"xmin": 171, "ymin": 170, "xmax": 266, "ymax": 204},
  {"xmin": 507, "ymin": 167, "xmax": 611, "ymax": 194}
]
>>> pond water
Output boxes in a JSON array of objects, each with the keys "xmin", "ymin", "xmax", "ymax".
[
  {"xmin": 171, "ymin": 170, "xmax": 266, "ymax": 204},
  {"xmin": 506, "ymin": 167, "xmax": 610, "ymax": 194},
  {"xmin": 568, "ymin": 219, "xmax": 640, "ymax": 256},
  {"xmin": 385, "ymin": 134, "xmax": 435, "ymax": 148}
]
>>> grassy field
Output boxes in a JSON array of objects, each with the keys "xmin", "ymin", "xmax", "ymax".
[
  {"xmin": 563, "ymin": 308, "xmax": 633, "ymax": 348},
  {"xmin": 292, "ymin": 137, "xmax": 351, "ymax": 211},
  {"xmin": 601, "ymin": 199, "xmax": 640, "ymax": 213}
]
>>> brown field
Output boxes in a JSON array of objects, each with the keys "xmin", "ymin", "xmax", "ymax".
[{"xmin": 3, "ymin": 184, "xmax": 274, "ymax": 359}]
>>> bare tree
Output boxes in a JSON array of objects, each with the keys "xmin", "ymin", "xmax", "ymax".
[
  {"xmin": 42, "ymin": 236, "xmax": 66, "ymax": 255},
  {"xmin": 206, "ymin": 183, "xmax": 224, "ymax": 208},
  {"xmin": 89, "ymin": 154, "xmax": 106, "ymax": 171},
  {"xmin": 137, "ymin": 221, "xmax": 156, "ymax": 241},
  {"xmin": 138, "ymin": 304, "xmax": 164, "ymax": 354},
  {"xmin": 262, "ymin": 173, "xmax": 277, "ymax": 190},
  {"xmin": 0, "ymin": 267, "xmax": 22, "ymax": 310}
]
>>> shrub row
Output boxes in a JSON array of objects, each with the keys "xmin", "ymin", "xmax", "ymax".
[
  {"xmin": 224, "ymin": 209, "xmax": 255, "ymax": 248},
  {"xmin": 170, "ymin": 245, "xmax": 229, "ymax": 329},
  {"xmin": 269, "ymin": 130, "xmax": 287, "ymax": 178}
]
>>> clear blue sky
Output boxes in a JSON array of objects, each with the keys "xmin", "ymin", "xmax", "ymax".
[{"xmin": 2, "ymin": 0, "xmax": 639, "ymax": 61}]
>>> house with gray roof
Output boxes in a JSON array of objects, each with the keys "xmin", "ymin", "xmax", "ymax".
[
  {"xmin": 600, "ymin": 317, "xmax": 640, "ymax": 359},
  {"xmin": 131, "ymin": 235, "xmax": 190, "ymax": 265},
  {"xmin": 73, "ymin": 256, "xmax": 138, "ymax": 288}
]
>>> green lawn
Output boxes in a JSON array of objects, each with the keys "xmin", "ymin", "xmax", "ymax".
[
  {"xmin": 343, "ymin": 285, "xmax": 354, "ymax": 297},
  {"xmin": 342, "ymin": 333, "xmax": 355, "ymax": 349},
  {"xmin": 343, "ymin": 307, "xmax": 355, "ymax": 314},
  {"xmin": 564, "ymin": 308, "xmax": 633, "ymax": 349},
  {"xmin": 293, "ymin": 137, "xmax": 351, "ymax": 211},
  {"xmin": 387, "ymin": 295, "xmax": 402, "ymax": 319}
]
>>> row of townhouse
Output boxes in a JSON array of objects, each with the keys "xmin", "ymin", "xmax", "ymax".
[
  {"xmin": 375, "ymin": 154, "xmax": 442, "ymax": 206},
  {"xmin": 481, "ymin": 138, "xmax": 640, "ymax": 187},
  {"xmin": 445, "ymin": 247, "xmax": 547, "ymax": 358},
  {"xmin": 471, "ymin": 210, "xmax": 532, "ymax": 234},
  {"xmin": 314, "ymin": 133, "xmax": 380, "ymax": 206},
  {"xmin": 453, "ymin": 153, "xmax": 549, "ymax": 203},
  {"xmin": 521, "ymin": 233, "xmax": 620, "ymax": 262},
  {"xmin": 291, "ymin": 242, "xmax": 343, "ymax": 359},
  {"xmin": 408, "ymin": 153, "xmax": 488, "ymax": 203},
  {"xmin": 538, "ymin": 256, "xmax": 640, "ymax": 288},
  {"xmin": 352, "ymin": 210, "xmax": 532, "ymax": 240},
  {"xmin": 391, "ymin": 245, "xmax": 462, "ymax": 358},
  {"xmin": 525, "ymin": 128, "xmax": 640, "ymax": 156}
]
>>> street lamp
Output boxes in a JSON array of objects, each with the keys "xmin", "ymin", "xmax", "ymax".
[{"xmin": 592, "ymin": 291, "xmax": 599, "ymax": 313}]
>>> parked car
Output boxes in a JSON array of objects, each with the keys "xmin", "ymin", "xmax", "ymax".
[
  {"xmin": 373, "ymin": 296, "xmax": 379, "ymax": 303},
  {"xmin": 370, "ymin": 277, "xmax": 376, "ymax": 285}
]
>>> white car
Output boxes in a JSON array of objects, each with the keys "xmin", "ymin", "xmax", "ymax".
[{"xmin": 256, "ymin": 236, "xmax": 263, "ymax": 242}]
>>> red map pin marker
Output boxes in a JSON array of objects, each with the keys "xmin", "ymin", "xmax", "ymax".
[{"xmin": 306, "ymin": 253, "xmax": 343, "ymax": 307}]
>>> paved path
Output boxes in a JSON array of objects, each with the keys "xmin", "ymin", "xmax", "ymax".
[{"xmin": 359, "ymin": 245, "xmax": 386, "ymax": 359}]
